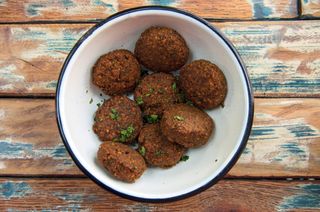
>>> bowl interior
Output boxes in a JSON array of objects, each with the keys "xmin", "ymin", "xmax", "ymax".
[{"xmin": 58, "ymin": 9, "xmax": 251, "ymax": 200}]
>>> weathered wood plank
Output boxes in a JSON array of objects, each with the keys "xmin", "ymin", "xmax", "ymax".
[
  {"xmin": 0, "ymin": 98, "xmax": 319, "ymax": 177},
  {"xmin": 0, "ymin": 0, "xmax": 297, "ymax": 22},
  {"xmin": 0, "ymin": 179, "xmax": 319, "ymax": 211},
  {"xmin": 1, "ymin": 21, "xmax": 319, "ymax": 97},
  {"xmin": 301, "ymin": 0, "xmax": 320, "ymax": 17}
]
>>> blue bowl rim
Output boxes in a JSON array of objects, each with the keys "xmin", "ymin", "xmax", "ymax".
[{"xmin": 55, "ymin": 5, "xmax": 254, "ymax": 203}]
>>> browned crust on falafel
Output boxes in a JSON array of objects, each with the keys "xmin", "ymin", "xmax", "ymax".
[
  {"xmin": 134, "ymin": 26, "xmax": 189, "ymax": 73},
  {"xmin": 179, "ymin": 59, "xmax": 227, "ymax": 109},
  {"xmin": 161, "ymin": 104, "xmax": 214, "ymax": 148},
  {"xmin": 134, "ymin": 72, "xmax": 182, "ymax": 117},
  {"xmin": 92, "ymin": 49, "xmax": 141, "ymax": 95},
  {"xmin": 97, "ymin": 142, "xmax": 147, "ymax": 183},
  {"xmin": 138, "ymin": 124, "xmax": 187, "ymax": 168},
  {"xmin": 93, "ymin": 95, "xmax": 143, "ymax": 143}
]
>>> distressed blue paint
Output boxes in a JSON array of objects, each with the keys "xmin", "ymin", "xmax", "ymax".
[
  {"xmin": 0, "ymin": 141, "xmax": 33, "ymax": 158},
  {"xmin": 26, "ymin": 4, "xmax": 45, "ymax": 17},
  {"xmin": 281, "ymin": 142, "xmax": 306, "ymax": 155},
  {"xmin": 60, "ymin": 0, "xmax": 75, "ymax": 7},
  {"xmin": 13, "ymin": 30, "xmax": 46, "ymax": 41},
  {"xmin": 250, "ymin": 127, "xmax": 274, "ymax": 137},
  {"xmin": 252, "ymin": 0, "xmax": 273, "ymax": 19},
  {"xmin": 278, "ymin": 184, "xmax": 320, "ymax": 210},
  {"xmin": 47, "ymin": 29, "xmax": 83, "ymax": 53},
  {"xmin": 288, "ymin": 124, "xmax": 317, "ymax": 138},
  {"xmin": 251, "ymin": 77, "xmax": 320, "ymax": 94},
  {"xmin": 149, "ymin": 0, "xmax": 176, "ymax": 6},
  {"xmin": 304, "ymin": 0, "xmax": 308, "ymax": 3},
  {"xmin": 272, "ymin": 64, "xmax": 288, "ymax": 73},
  {"xmin": 242, "ymin": 147, "xmax": 250, "ymax": 154},
  {"xmin": 93, "ymin": 0, "xmax": 116, "ymax": 13},
  {"xmin": 0, "ymin": 182, "xmax": 32, "ymax": 199},
  {"xmin": 51, "ymin": 144, "xmax": 68, "ymax": 158},
  {"xmin": 46, "ymin": 81, "xmax": 57, "ymax": 89}
]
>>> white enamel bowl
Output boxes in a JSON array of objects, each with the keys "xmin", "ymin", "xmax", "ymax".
[{"xmin": 56, "ymin": 6, "xmax": 254, "ymax": 202}]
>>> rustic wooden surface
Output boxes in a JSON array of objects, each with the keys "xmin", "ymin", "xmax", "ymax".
[
  {"xmin": 0, "ymin": 98, "xmax": 319, "ymax": 177},
  {"xmin": 0, "ymin": 0, "xmax": 298, "ymax": 22},
  {"xmin": 301, "ymin": 0, "xmax": 320, "ymax": 17},
  {"xmin": 0, "ymin": 179, "xmax": 319, "ymax": 211},
  {"xmin": 1, "ymin": 21, "xmax": 320, "ymax": 97},
  {"xmin": 0, "ymin": 0, "xmax": 319, "ymax": 211}
]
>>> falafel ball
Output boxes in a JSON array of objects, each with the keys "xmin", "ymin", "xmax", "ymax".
[
  {"xmin": 97, "ymin": 142, "xmax": 147, "ymax": 183},
  {"xmin": 179, "ymin": 60, "xmax": 227, "ymax": 109},
  {"xmin": 134, "ymin": 72, "xmax": 182, "ymax": 117},
  {"xmin": 161, "ymin": 104, "xmax": 214, "ymax": 148},
  {"xmin": 93, "ymin": 95, "xmax": 143, "ymax": 143},
  {"xmin": 138, "ymin": 124, "xmax": 187, "ymax": 168},
  {"xmin": 134, "ymin": 26, "xmax": 189, "ymax": 73},
  {"xmin": 92, "ymin": 49, "xmax": 140, "ymax": 95}
]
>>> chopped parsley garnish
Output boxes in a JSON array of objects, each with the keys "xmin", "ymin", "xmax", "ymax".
[
  {"xmin": 158, "ymin": 88, "xmax": 165, "ymax": 94},
  {"xmin": 174, "ymin": 115, "xmax": 184, "ymax": 121},
  {"xmin": 172, "ymin": 82, "xmax": 177, "ymax": 91},
  {"xmin": 97, "ymin": 103, "xmax": 101, "ymax": 107},
  {"xmin": 145, "ymin": 114, "xmax": 159, "ymax": 123},
  {"xmin": 145, "ymin": 87, "xmax": 154, "ymax": 97},
  {"xmin": 186, "ymin": 100, "xmax": 194, "ymax": 106},
  {"xmin": 109, "ymin": 108, "xmax": 119, "ymax": 120},
  {"xmin": 155, "ymin": 150, "xmax": 164, "ymax": 156},
  {"xmin": 136, "ymin": 96, "xmax": 144, "ymax": 105},
  {"xmin": 89, "ymin": 98, "xmax": 93, "ymax": 104},
  {"xmin": 138, "ymin": 146, "xmax": 146, "ymax": 156},
  {"xmin": 119, "ymin": 125, "xmax": 135, "ymax": 142},
  {"xmin": 180, "ymin": 155, "xmax": 189, "ymax": 162},
  {"xmin": 94, "ymin": 117, "xmax": 103, "ymax": 122}
]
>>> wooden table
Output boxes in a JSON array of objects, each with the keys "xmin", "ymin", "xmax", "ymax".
[{"xmin": 0, "ymin": 1, "xmax": 319, "ymax": 211}]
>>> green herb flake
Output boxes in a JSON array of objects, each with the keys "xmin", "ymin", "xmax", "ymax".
[
  {"xmin": 138, "ymin": 146, "xmax": 146, "ymax": 156},
  {"xmin": 174, "ymin": 115, "xmax": 184, "ymax": 121},
  {"xmin": 172, "ymin": 82, "xmax": 177, "ymax": 91},
  {"xmin": 158, "ymin": 88, "xmax": 165, "ymax": 94},
  {"xmin": 97, "ymin": 103, "xmax": 101, "ymax": 107},
  {"xmin": 136, "ymin": 96, "xmax": 144, "ymax": 105},
  {"xmin": 89, "ymin": 98, "xmax": 93, "ymax": 104},
  {"xmin": 155, "ymin": 150, "xmax": 164, "ymax": 156},
  {"xmin": 145, "ymin": 114, "xmax": 159, "ymax": 123},
  {"xmin": 110, "ymin": 108, "xmax": 119, "ymax": 120},
  {"xmin": 180, "ymin": 155, "xmax": 189, "ymax": 162},
  {"xmin": 186, "ymin": 100, "xmax": 194, "ymax": 106},
  {"xmin": 119, "ymin": 125, "xmax": 135, "ymax": 142}
]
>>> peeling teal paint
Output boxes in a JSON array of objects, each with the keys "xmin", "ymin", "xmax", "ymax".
[
  {"xmin": 272, "ymin": 65, "xmax": 288, "ymax": 73},
  {"xmin": 92, "ymin": 0, "xmax": 117, "ymax": 13},
  {"xmin": 149, "ymin": 0, "xmax": 177, "ymax": 6},
  {"xmin": 250, "ymin": 127, "xmax": 274, "ymax": 137},
  {"xmin": 242, "ymin": 147, "xmax": 250, "ymax": 154},
  {"xmin": 0, "ymin": 140, "xmax": 72, "ymax": 166},
  {"xmin": 0, "ymin": 141, "xmax": 33, "ymax": 158},
  {"xmin": 46, "ymin": 81, "xmax": 57, "ymax": 89},
  {"xmin": 281, "ymin": 142, "xmax": 306, "ymax": 155},
  {"xmin": 51, "ymin": 144, "xmax": 68, "ymax": 158},
  {"xmin": 252, "ymin": 0, "xmax": 273, "ymax": 19},
  {"xmin": 304, "ymin": 0, "xmax": 308, "ymax": 3},
  {"xmin": 47, "ymin": 29, "xmax": 81, "ymax": 53},
  {"xmin": 52, "ymin": 192, "xmax": 98, "ymax": 210},
  {"xmin": 288, "ymin": 124, "xmax": 317, "ymax": 138},
  {"xmin": 60, "ymin": 0, "xmax": 75, "ymax": 7},
  {"xmin": 0, "ymin": 182, "xmax": 32, "ymax": 200},
  {"xmin": 278, "ymin": 184, "xmax": 320, "ymax": 210},
  {"xmin": 26, "ymin": 4, "xmax": 45, "ymax": 17},
  {"xmin": 251, "ymin": 77, "xmax": 320, "ymax": 94}
]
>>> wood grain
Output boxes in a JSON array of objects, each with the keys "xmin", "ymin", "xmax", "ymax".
[
  {"xmin": 0, "ymin": 0, "xmax": 298, "ymax": 22},
  {"xmin": 301, "ymin": 0, "xmax": 320, "ymax": 17},
  {"xmin": 1, "ymin": 21, "xmax": 319, "ymax": 97},
  {"xmin": 0, "ymin": 179, "xmax": 319, "ymax": 211},
  {"xmin": 0, "ymin": 98, "xmax": 319, "ymax": 177}
]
